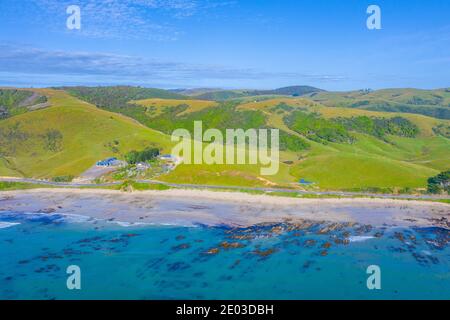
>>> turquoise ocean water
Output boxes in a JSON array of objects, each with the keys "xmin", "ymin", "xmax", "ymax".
[{"xmin": 0, "ymin": 211, "xmax": 449, "ymax": 300}]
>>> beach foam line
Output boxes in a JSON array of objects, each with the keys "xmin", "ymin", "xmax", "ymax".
[
  {"xmin": 348, "ymin": 236, "xmax": 376, "ymax": 243},
  {"xmin": 61, "ymin": 213, "xmax": 95, "ymax": 223},
  {"xmin": 110, "ymin": 221, "xmax": 150, "ymax": 227},
  {"xmin": 0, "ymin": 221, "xmax": 20, "ymax": 229},
  {"xmin": 109, "ymin": 220, "xmax": 194, "ymax": 228},
  {"xmin": 0, "ymin": 211, "xmax": 94, "ymax": 225}
]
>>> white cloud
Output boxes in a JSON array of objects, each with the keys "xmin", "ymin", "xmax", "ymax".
[
  {"xmin": 0, "ymin": 44, "xmax": 345, "ymax": 88},
  {"xmin": 28, "ymin": 0, "xmax": 234, "ymax": 40}
]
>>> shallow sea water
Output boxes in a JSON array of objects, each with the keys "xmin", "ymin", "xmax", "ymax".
[{"xmin": 0, "ymin": 210, "xmax": 449, "ymax": 300}]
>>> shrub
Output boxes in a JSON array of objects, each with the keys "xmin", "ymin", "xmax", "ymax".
[
  {"xmin": 427, "ymin": 171, "xmax": 450, "ymax": 194},
  {"xmin": 120, "ymin": 180, "xmax": 170, "ymax": 191},
  {"xmin": 52, "ymin": 175, "xmax": 74, "ymax": 183},
  {"xmin": 284, "ymin": 111, "xmax": 354, "ymax": 144},
  {"xmin": 333, "ymin": 116, "xmax": 419, "ymax": 139},
  {"xmin": 125, "ymin": 147, "xmax": 160, "ymax": 164},
  {"xmin": 43, "ymin": 129, "xmax": 63, "ymax": 152}
]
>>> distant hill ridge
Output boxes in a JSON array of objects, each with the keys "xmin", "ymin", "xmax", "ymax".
[
  {"xmin": 167, "ymin": 85, "xmax": 450, "ymax": 120},
  {"xmin": 250, "ymin": 85, "xmax": 326, "ymax": 96},
  {"xmin": 56, "ymin": 85, "xmax": 450, "ymax": 119},
  {"xmin": 192, "ymin": 85, "xmax": 324, "ymax": 101}
]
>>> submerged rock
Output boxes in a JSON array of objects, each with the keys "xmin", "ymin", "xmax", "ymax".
[
  {"xmin": 304, "ymin": 239, "xmax": 316, "ymax": 247},
  {"xmin": 230, "ymin": 259, "xmax": 241, "ymax": 269},
  {"xmin": 322, "ymin": 242, "xmax": 332, "ymax": 249},
  {"xmin": 172, "ymin": 243, "xmax": 191, "ymax": 251},
  {"xmin": 374, "ymin": 232, "xmax": 384, "ymax": 238},
  {"xmin": 333, "ymin": 238, "xmax": 350, "ymax": 245},
  {"xmin": 228, "ymin": 234, "xmax": 255, "ymax": 240},
  {"xmin": 205, "ymin": 248, "xmax": 220, "ymax": 255},
  {"xmin": 220, "ymin": 241, "xmax": 245, "ymax": 249},
  {"xmin": 317, "ymin": 223, "xmax": 344, "ymax": 234},
  {"xmin": 253, "ymin": 248, "xmax": 277, "ymax": 258}
]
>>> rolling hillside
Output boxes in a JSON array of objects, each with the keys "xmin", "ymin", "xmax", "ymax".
[
  {"xmin": 1, "ymin": 86, "xmax": 448, "ymax": 192},
  {"xmin": 185, "ymin": 86, "xmax": 450, "ymax": 119},
  {"xmin": 0, "ymin": 88, "xmax": 49, "ymax": 119},
  {"xmin": 132, "ymin": 98, "xmax": 218, "ymax": 117},
  {"xmin": 304, "ymin": 88, "xmax": 450, "ymax": 119},
  {"xmin": 236, "ymin": 97, "xmax": 450, "ymax": 190},
  {"xmin": 0, "ymin": 89, "xmax": 172, "ymax": 178},
  {"xmin": 193, "ymin": 85, "xmax": 324, "ymax": 101}
]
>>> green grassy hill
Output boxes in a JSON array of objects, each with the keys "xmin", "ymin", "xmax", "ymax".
[
  {"xmin": 0, "ymin": 88, "xmax": 49, "ymax": 119},
  {"xmin": 193, "ymin": 85, "xmax": 324, "ymax": 101},
  {"xmin": 250, "ymin": 85, "xmax": 324, "ymax": 96},
  {"xmin": 132, "ymin": 98, "xmax": 218, "ymax": 117},
  {"xmin": 0, "ymin": 89, "xmax": 172, "ymax": 178},
  {"xmin": 62, "ymin": 86, "xmax": 188, "ymax": 106},
  {"xmin": 194, "ymin": 90, "xmax": 251, "ymax": 101},
  {"xmin": 234, "ymin": 98, "xmax": 450, "ymax": 190},
  {"xmin": 66, "ymin": 90, "xmax": 450, "ymax": 191},
  {"xmin": 190, "ymin": 86, "xmax": 450, "ymax": 119},
  {"xmin": 304, "ymin": 88, "xmax": 450, "ymax": 119},
  {"xmin": 2, "ymin": 87, "xmax": 448, "ymax": 192}
]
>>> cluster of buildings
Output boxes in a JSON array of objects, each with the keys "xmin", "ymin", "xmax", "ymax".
[
  {"xmin": 96, "ymin": 157, "xmax": 120, "ymax": 167},
  {"xmin": 96, "ymin": 154, "xmax": 182, "ymax": 173}
]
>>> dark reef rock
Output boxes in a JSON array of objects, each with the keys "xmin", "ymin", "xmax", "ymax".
[
  {"xmin": 167, "ymin": 262, "xmax": 190, "ymax": 272},
  {"xmin": 253, "ymin": 248, "xmax": 277, "ymax": 258},
  {"xmin": 320, "ymin": 250, "xmax": 328, "ymax": 256},
  {"xmin": 172, "ymin": 243, "xmax": 191, "ymax": 251},
  {"xmin": 205, "ymin": 248, "xmax": 220, "ymax": 255},
  {"xmin": 303, "ymin": 239, "xmax": 316, "ymax": 247},
  {"xmin": 219, "ymin": 241, "xmax": 245, "ymax": 249},
  {"xmin": 321, "ymin": 242, "xmax": 332, "ymax": 249}
]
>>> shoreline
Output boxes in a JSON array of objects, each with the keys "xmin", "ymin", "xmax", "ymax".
[{"xmin": 0, "ymin": 188, "xmax": 449, "ymax": 229}]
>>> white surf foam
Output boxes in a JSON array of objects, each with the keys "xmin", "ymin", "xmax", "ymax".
[
  {"xmin": 348, "ymin": 236, "xmax": 375, "ymax": 243},
  {"xmin": 61, "ymin": 213, "xmax": 94, "ymax": 223},
  {"xmin": 0, "ymin": 222, "xmax": 20, "ymax": 229},
  {"xmin": 110, "ymin": 221, "xmax": 150, "ymax": 227}
]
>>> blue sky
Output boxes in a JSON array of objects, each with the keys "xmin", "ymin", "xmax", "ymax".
[{"xmin": 0, "ymin": 0, "xmax": 449, "ymax": 90}]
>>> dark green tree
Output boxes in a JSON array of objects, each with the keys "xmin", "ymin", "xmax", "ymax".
[{"xmin": 427, "ymin": 171, "xmax": 450, "ymax": 194}]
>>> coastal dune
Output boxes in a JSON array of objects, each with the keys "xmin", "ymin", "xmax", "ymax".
[{"xmin": 0, "ymin": 188, "xmax": 449, "ymax": 228}]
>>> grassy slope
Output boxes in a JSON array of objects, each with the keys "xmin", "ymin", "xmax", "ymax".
[
  {"xmin": 0, "ymin": 89, "xmax": 172, "ymax": 178},
  {"xmin": 126, "ymin": 96, "xmax": 449, "ymax": 190},
  {"xmin": 237, "ymin": 98, "xmax": 450, "ymax": 190},
  {"xmin": 130, "ymin": 98, "xmax": 288, "ymax": 187},
  {"xmin": 4, "ymin": 89, "xmax": 446, "ymax": 191},
  {"xmin": 305, "ymin": 88, "xmax": 450, "ymax": 119},
  {"xmin": 160, "ymin": 163, "xmax": 291, "ymax": 188},
  {"xmin": 131, "ymin": 98, "xmax": 218, "ymax": 117},
  {"xmin": 0, "ymin": 89, "xmax": 288, "ymax": 188},
  {"xmin": 194, "ymin": 90, "xmax": 251, "ymax": 101},
  {"xmin": 0, "ymin": 88, "xmax": 48, "ymax": 119},
  {"xmin": 193, "ymin": 86, "xmax": 323, "ymax": 101}
]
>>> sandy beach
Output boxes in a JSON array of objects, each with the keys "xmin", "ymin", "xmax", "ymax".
[{"xmin": 0, "ymin": 188, "xmax": 449, "ymax": 228}]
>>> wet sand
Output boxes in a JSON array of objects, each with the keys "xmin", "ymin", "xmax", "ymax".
[{"xmin": 0, "ymin": 188, "xmax": 448, "ymax": 228}]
